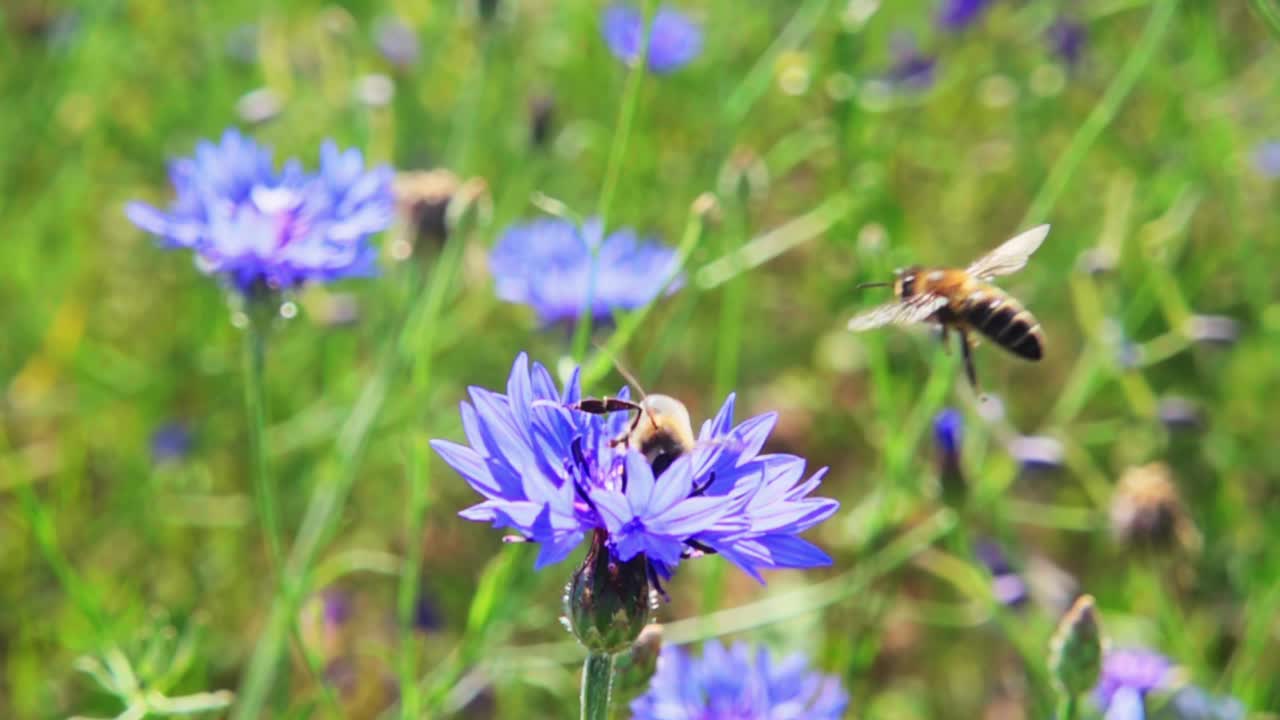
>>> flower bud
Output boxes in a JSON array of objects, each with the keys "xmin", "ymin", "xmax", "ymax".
[
  {"xmin": 1048, "ymin": 594, "xmax": 1103, "ymax": 698},
  {"xmin": 1110, "ymin": 462, "xmax": 1200, "ymax": 554},
  {"xmin": 564, "ymin": 530, "xmax": 653, "ymax": 654},
  {"xmin": 933, "ymin": 408, "xmax": 966, "ymax": 508},
  {"xmin": 529, "ymin": 95, "xmax": 555, "ymax": 149}
]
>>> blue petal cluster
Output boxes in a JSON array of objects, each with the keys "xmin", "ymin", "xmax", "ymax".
[
  {"xmin": 630, "ymin": 641, "xmax": 849, "ymax": 720},
  {"xmin": 127, "ymin": 129, "xmax": 394, "ymax": 295},
  {"xmin": 489, "ymin": 218, "xmax": 682, "ymax": 325},
  {"xmin": 1095, "ymin": 648, "xmax": 1173, "ymax": 717},
  {"xmin": 602, "ymin": 5, "xmax": 702, "ymax": 74},
  {"xmin": 431, "ymin": 354, "xmax": 839, "ymax": 582},
  {"xmin": 1046, "ymin": 18, "xmax": 1087, "ymax": 66},
  {"xmin": 885, "ymin": 34, "xmax": 937, "ymax": 91},
  {"xmin": 937, "ymin": 0, "xmax": 993, "ymax": 31}
]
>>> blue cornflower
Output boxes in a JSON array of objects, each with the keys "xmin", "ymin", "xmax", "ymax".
[
  {"xmin": 937, "ymin": 0, "xmax": 993, "ymax": 31},
  {"xmin": 884, "ymin": 33, "xmax": 937, "ymax": 91},
  {"xmin": 602, "ymin": 5, "xmax": 702, "ymax": 74},
  {"xmin": 430, "ymin": 354, "xmax": 838, "ymax": 584},
  {"xmin": 1254, "ymin": 141, "xmax": 1280, "ymax": 178},
  {"xmin": 630, "ymin": 641, "xmax": 849, "ymax": 719},
  {"xmin": 489, "ymin": 218, "xmax": 682, "ymax": 325},
  {"xmin": 933, "ymin": 408, "xmax": 961, "ymax": 457},
  {"xmin": 150, "ymin": 422, "xmax": 192, "ymax": 464},
  {"xmin": 1163, "ymin": 686, "xmax": 1246, "ymax": 720},
  {"xmin": 1047, "ymin": 17, "xmax": 1087, "ymax": 66},
  {"xmin": 1095, "ymin": 649, "xmax": 1174, "ymax": 718},
  {"xmin": 974, "ymin": 541, "xmax": 1028, "ymax": 607},
  {"xmin": 127, "ymin": 129, "xmax": 394, "ymax": 296},
  {"xmin": 933, "ymin": 408, "xmax": 965, "ymax": 506}
]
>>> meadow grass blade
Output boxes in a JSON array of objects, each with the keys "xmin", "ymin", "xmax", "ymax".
[
  {"xmin": 572, "ymin": 0, "xmax": 656, "ymax": 363},
  {"xmin": 1021, "ymin": 0, "xmax": 1179, "ymax": 227}
]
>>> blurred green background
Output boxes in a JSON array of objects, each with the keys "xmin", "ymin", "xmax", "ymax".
[{"xmin": 3, "ymin": 0, "xmax": 1279, "ymax": 717}]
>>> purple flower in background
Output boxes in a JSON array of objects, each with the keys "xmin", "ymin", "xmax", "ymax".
[
  {"xmin": 1253, "ymin": 141, "xmax": 1280, "ymax": 178},
  {"xmin": 937, "ymin": 0, "xmax": 993, "ymax": 31},
  {"xmin": 1047, "ymin": 17, "xmax": 1087, "ymax": 66},
  {"xmin": 150, "ymin": 422, "xmax": 192, "ymax": 464},
  {"xmin": 933, "ymin": 408, "xmax": 965, "ymax": 506},
  {"xmin": 631, "ymin": 641, "xmax": 849, "ymax": 719},
  {"xmin": 602, "ymin": 5, "xmax": 702, "ymax": 74},
  {"xmin": 374, "ymin": 16, "xmax": 419, "ymax": 68},
  {"xmin": 974, "ymin": 541, "xmax": 1028, "ymax": 607},
  {"xmin": 933, "ymin": 408, "xmax": 961, "ymax": 458},
  {"xmin": 127, "ymin": 129, "xmax": 394, "ymax": 296},
  {"xmin": 1163, "ymin": 685, "xmax": 1246, "ymax": 720},
  {"xmin": 489, "ymin": 218, "xmax": 682, "ymax": 325},
  {"xmin": 430, "ymin": 354, "xmax": 839, "ymax": 583},
  {"xmin": 885, "ymin": 33, "xmax": 937, "ymax": 91},
  {"xmin": 1095, "ymin": 649, "xmax": 1174, "ymax": 717}
]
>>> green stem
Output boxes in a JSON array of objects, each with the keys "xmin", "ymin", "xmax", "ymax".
[
  {"xmin": 1020, "ymin": 0, "xmax": 1177, "ymax": 226},
  {"xmin": 571, "ymin": 0, "xmax": 654, "ymax": 362},
  {"xmin": 580, "ymin": 652, "xmax": 615, "ymax": 720},
  {"xmin": 1056, "ymin": 694, "xmax": 1078, "ymax": 720},
  {"xmin": 397, "ymin": 438, "xmax": 433, "ymax": 720},
  {"xmin": 581, "ymin": 199, "xmax": 710, "ymax": 389},
  {"xmin": 242, "ymin": 311, "xmax": 281, "ymax": 566}
]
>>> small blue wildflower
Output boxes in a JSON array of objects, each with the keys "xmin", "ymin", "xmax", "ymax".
[
  {"xmin": 630, "ymin": 641, "xmax": 849, "ymax": 719},
  {"xmin": 150, "ymin": 422, "xmax": 192, "ymax": 464},
  {"xmin": 1253, "ymin": 141, "xmax": 1280, "ymax": 178},
  {"xmin": 602, "ymin": 5, "xmax": 702, "ymax": 74},
  {"xmin": 1095, "ymin": 649, "xmax": 1174, "ymax": 717},
  {"xmin": 974, "ymin": 541, "xmax": 1028, "ymax": 607},
  {"xmin": 489, "ymin": 218, "xmax": 682, "ymax": 325},
  {"xmin": 937, "ymin": 0, "xmax": 993, "ymax": 31},
  {"xmin": 1047, "ymin": 17, "xmax": 1087, "ymax": 66},
  {"xmin": 933, "ymin": 408, "xmax": 965, "ymax": 506},
  {"xmin": 1160, "ymin": 685, "xmax": 1246, "ymax": 720},
  {"xmin": 430, "ymin": 354, "xmax": 838, "ymax": 585},
  {"xmin": 374, "ymin": 16, "xmax": 419, "ymax": 69},
  {"xmin": 933, "ymin": 408, "xmax": 962, "ymax": 458},
  {"xmin": 127, "ymin": 129, "xmax": 394, "ymax": 296},
  {"xmin": 885, "ymin": 34, "xmax": 937, "ymax": 91}
]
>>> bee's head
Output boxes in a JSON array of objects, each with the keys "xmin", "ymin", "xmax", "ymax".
[
  {"xmin": 894, "ymin": 266, "xmax": 922, "ymax": 299},
  {"xmin": 631, "ymin": 394, "xmax": 696, "ymax": 476}
]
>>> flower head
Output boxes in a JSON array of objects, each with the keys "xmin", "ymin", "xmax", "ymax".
[
  {"xmin": 1047, "ymin": 17, "xmax": 1087, "ymax": 66},
  {"xmin": 937, "ymin": 0, "xmax": 993, "ymax": 31},
  {"xmin": 602, "ymin": 5, "xmax": 702, "ymax": 74},
  {"xmin": 489, "ymin": 218, "xmax": 682, "ymax": 325},
  {"xmin": 150, "ymin": 422, "xmax": 192, "ymax": 464},
  {"xmin": 127, "ymin": 129, "xmax": 394, "ymax": 296},
  {"xmin": 975, "ymin": 541, "xmax": 1028, "ymax": 608},
  {"xmin": 884, "ymin": 33, "xmax": 937, "ymax": 91},
  {"xmin": 933, "ymin": 408, "xmax": 965, "ymax": 507},
  {"xmin": 630, "ymin": 641, "xmax": 849, "ymax": 719},
  {"xmin": 1095, "ymin": 648, "xmax": 1174, "ymax": 712},
  {"xmin": 1253, "ymin": 141, "xmax": 1280, "ymax": 178},
  {"xmin": 431, "ymin": 354, "xmax": 839, "ymax": 586}
]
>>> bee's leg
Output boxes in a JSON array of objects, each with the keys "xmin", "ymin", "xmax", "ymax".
[
  {"xmin": 939, "ymin": 324, "xmax": 951, "ymax": 354},
  {"xmin": 959, "ymin": 329, "xmax": 979, "ymax": 390}
]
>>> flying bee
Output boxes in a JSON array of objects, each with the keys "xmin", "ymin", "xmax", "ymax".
[
  {"xmin": 567, "ymin": 394, "xmax": 695, "ymax": 478},
  {"xmin": 848, "ymin": 224, "xmax": 1050, "ymax": 388}
]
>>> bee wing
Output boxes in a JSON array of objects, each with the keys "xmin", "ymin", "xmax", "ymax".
[
  {"xmin": 965, "ymin": 224, "xmax": 1050, "ymax": 280},
  {"xmin": 847, "ymin": 294, "xmax": 948, "ymax": 331}
]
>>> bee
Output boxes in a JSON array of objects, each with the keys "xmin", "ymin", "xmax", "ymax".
[
  {"xmin": 848, "ymin": 225, "xmax": 1050, "ymax": 388},
  {"xmin": 567, "ymin": 394, "xmax": 695, "ymax": 478}
]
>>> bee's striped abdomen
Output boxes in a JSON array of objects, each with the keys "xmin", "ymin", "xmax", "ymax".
[{"xmin": 961, "ymin": 289, "xmax": 1043, "ymax": 361}]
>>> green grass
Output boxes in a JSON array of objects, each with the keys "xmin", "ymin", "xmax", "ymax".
[{"xmin": 3, "ymin": 1, "xmax": 1280, "ymax": 718}]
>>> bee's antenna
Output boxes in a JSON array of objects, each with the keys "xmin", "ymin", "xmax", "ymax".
[
  {"xmin": 592, "ymin": 342, "xmax": 648, "ymax": 400},
  {"xmin": 856, "ymin": 281, "xmax": 892, "ymax": 290}
]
